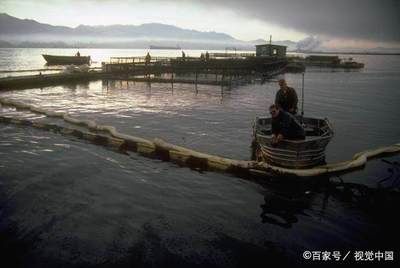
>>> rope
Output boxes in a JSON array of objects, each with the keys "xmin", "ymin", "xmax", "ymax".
[{"xmin": 1, "ymin": 96, "xmax": 399, "ymax": 178}]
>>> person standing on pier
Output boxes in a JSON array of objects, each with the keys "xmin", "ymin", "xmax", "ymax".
[
  {"xmin": 205, "ymin": 51, "xmax": 210, "ymax": 61},
  {"xmin": 145, "ymin": 52, "xmax": 151, "ymax": 65},
  {"xmin": 76, "ymin": 51, "xmax": 80, "ymax": 57},
  {"xmin": 275, "ymin": 79, "xmax": 298, "ymax": 114}
]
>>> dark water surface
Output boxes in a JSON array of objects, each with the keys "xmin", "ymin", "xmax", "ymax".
[{"xmin": 1, "ymin": 49, "xmax": 400, "ymax": 267}]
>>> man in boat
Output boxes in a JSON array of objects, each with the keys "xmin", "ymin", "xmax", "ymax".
[
  {"xmin": 275, "ymin": 79, "xmax": 298, "ymax": 114},
  {"xmin": 269, "ymin": 104, "xmax": 305, "ymax": 145}
]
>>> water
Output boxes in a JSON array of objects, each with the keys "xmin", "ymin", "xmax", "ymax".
[{"xmin": 1, "ymin": 48, "xmax": 400, "ymax": 267}]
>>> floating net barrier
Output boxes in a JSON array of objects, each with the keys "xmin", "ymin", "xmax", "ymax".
[{"xmin": 1, "ymin": 96, "xmax": 400, "ymax": 178}]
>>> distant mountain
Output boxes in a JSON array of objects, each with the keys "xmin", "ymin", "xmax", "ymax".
[
  {"xmin": 0, "ymin": 13, "xmax": 235, "ymax": 41},
  {"xmin": 73, "ymin": 23, "xmax": 235, "ymax": 41},
  {"xmin": 271, "ymin": 40, "xmax": 297, "ymax": 51},
  {"xmin": 0, "ymin": 40, "xmax": 12, "ymax": 47},
  {"xmin": 0, "ymin": 13, "xmax": 301, "ymax": 50},
  {"xmin": 250, "ymin": 39, "xmax": 267, "ymax": 45},
  {"xmin": 0, "ymin": 13, "xmax": 72, "ymax": 35}
]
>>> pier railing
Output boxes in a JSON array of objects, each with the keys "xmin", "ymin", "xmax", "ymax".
[
  {"xmin": 109, "ymin": 56, "xmax": 171, "ymax": 64},
  {"xmin": 101, "ymin": 55, "xmax": 289, "ymax": 81},
  {"xmin": 108, "ymin": 54, "xmax": 256, "ymax": 65},
  {"xmin": 208, "ymin": 52, "xmax": 255, "ymax": 58}
]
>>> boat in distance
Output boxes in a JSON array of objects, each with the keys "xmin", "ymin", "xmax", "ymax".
[
  {"xmin": 304, "ymin": 55, "xmax": 364, "ymax": 69},
  {"xmin": 253, "ymin": 116, "xmax": 334, "ymax": 169},
  {"xmin": 42, "ymin": 54, "xmax": 91, "ymax": 65}
]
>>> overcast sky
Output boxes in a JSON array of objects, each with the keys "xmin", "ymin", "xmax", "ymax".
[{"xmin": 1, "ymin": 0, "xmax": 399, "ymax": 48}]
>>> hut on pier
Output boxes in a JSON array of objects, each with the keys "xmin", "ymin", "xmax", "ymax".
[{"xmin": 255, "ymin": 44, "xmax": 287, "ymax": 57}]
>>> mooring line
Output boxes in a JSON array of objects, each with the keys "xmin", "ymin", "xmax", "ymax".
[{"xmin": 1, "ymin": 96, "xmax": 399, "ymax": 178}]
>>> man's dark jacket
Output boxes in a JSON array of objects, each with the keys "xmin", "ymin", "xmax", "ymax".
[
  {"xmin": 275, "ymin": 87, "xmax": 298, "ymax": 114},
  {"xmin": 272, "ymin": 110, "xmax": 305, "ymax": 140}
]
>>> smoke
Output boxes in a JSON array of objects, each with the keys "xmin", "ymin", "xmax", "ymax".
[{"xmin": 296, "ymin": 36, "xmax": 322, "ymax": 51}]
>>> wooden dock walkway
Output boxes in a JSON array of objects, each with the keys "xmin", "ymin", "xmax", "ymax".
[{"xmin": 0, "ymin": 72, "xmax": 104, "ymax": 90}]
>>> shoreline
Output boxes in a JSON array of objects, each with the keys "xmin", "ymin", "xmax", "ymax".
[{"xmin": 289, "ymin": 51, "xmax": 400, "ymax": 56}]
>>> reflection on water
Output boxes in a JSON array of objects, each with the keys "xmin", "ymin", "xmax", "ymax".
[
  {"xmin": 260, "ymin": 160, "xmax": 400, "ymax": 234},
  {"xmin": 1, "ymin": 50, "xmax": 400, "ymax": 267},
  {"xmin": 62, "ymin": 80, "xmax": 90, "ymax": 91},
  {"xmin": 261, "ymin": 189, "xmax": 309, "ymax": 229},
  {"xmin": 378, "ymin": 159, "xmax": 400, "ymax": 188}
]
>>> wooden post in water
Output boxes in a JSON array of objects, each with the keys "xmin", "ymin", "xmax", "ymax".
[
  {"xmin": 221, "ymin": 83, "xmax": 224, "ymax": 100},
  {"xmin": 195, "ymin": 70, "xmax": 198, "ymax": 92},
  {"xmin": 171, "ymin": 70, "xmax": 174, "ymax": 89},
  {"xmin": 221, "ymin": 69, "xmax": 225, "ymax": 89},
  {"xmin": 301, "ymin": 72, "xmax": 305, "ymax": 120}
]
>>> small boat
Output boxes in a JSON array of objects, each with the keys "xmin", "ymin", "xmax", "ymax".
[
  {"xmin": 340, "ymin": 59, "xmax": 365, "ymax": 69},
  {"xmin": 253, "ymin": 116, "xmax": 334, "ymax": 168},
  {"xmin": 42, "ymin": 54, "xmax": 91, "ymax": 65},
  {"xmin": 304, "ymin": 55, "xmax": 364, "ymax": 69}
]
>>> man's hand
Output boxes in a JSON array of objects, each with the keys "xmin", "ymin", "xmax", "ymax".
[
  {"xmin": 271, "ymin": 134, "xmax": 284, "ymax": 145},
  {"xmin": 271, "ymin": 134, "xmax": 277, "ymax": 144}
]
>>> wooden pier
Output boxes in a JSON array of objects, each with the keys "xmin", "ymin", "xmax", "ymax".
[
  {"xmin": 0, "ymin": 55, "xmax": 287, "ymax": 90},
  {"xmin": 0, "ymin": 72, "xmax": 104, "ymax": 90},
  {"xmin": 103, "ymin": 56, "xmax": 287, "ymax": 76}
]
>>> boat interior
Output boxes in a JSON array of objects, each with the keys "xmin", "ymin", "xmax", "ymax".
[{"xmin": 255, "ymin": 116, "xmax": 333, "ymax": 141}]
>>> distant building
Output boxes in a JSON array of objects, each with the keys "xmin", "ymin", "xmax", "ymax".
[{"xmin": 255, "ymin": 44, "xmax": 287, "ymax": 57}]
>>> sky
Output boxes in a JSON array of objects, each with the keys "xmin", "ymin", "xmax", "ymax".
[{"xmin": 1, "ymin": 0, "xmax": 399, "ymax": 49}]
